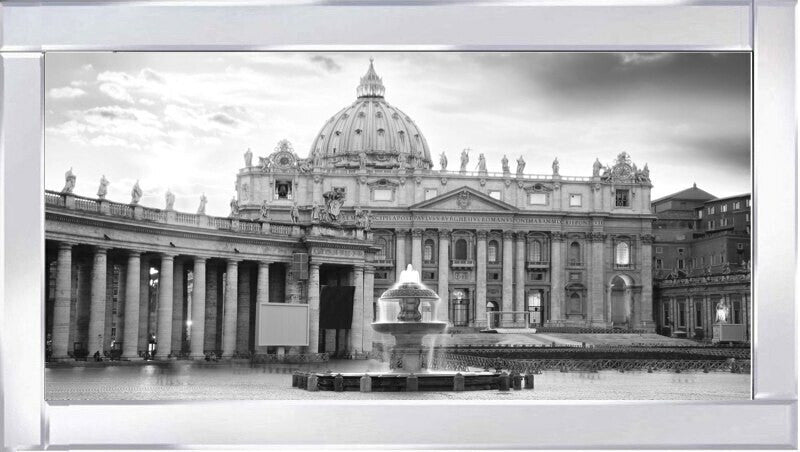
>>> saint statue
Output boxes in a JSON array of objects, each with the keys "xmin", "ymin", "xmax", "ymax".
[
  {"xmin": 552, "ymin": 158, "xmax": 560, "ymax": 176},
  {"xmin": 165, "ymin": 189, "xmax": 175, "ymax": 211},
  {"xmin": 364, "ymin": 210, "xmax": 373, "ymax": 231},
  {"xmin": 642, "ymin": 163, "xmax": 650, "ymax": 180},
  {"xmin": 322, "ymin": 187, "xmax": 346, "ymax": 223},
  {"xmin": 592, "ymin": 158, "xmax": 603, "ymax": 177},
  {"xmin": 130, "ymin": 180, "xmax": 142, "ymax": 205},
  {"xmin": 290, "ymin": 202, "xmax": 300, "ymax": 224},
  {"xmin": 310, "ymin": 202, "xmax": 321, "ymax": 223},
  {"xmin": 501, "ymin": 155, "xmax": 510, "ymax": 174},
  {"xmin": 197, "ymin": 193, "xmax": 207, "ymax": 215},
  {"xmin": 358, "ymin": 150, "xmax": 368, "ymax": 169},
  {"xmin": 715, "ymin": 300, "xmax": 729, "ymax": 324},
  {"xmin": 62, "ymin": 167, "xmax": 76, "ymax": 194},
  {"xmin": 229, "ymin": 196, "xmax": 240, "ymax": 218},
  {"xmin": 439, "ymin": 152, "xmax": 448, "ymax": 171},
  {"xmin": 516, "ymin": 156, "xmax": 526, "ymax": 176},
  {"xmin": 259, "ymin": 156, "xmax": 271, "ymax": 172},
  {"xmin": 97, "ymin": 175, "xmax": 109, "ymax": 199},
  {"xmin": 259, "ymin": 199, "xmax": 270, "ymax": 221},
  {"xmin": 244, "ymin": 148, "xmax": 253, "ymax": 167},
  {"xmin": 459, "ymin": 148, "xmax": 470, "ymax": 173},
  {"xmin": 476, "ymin": 153, "xmax": 487, "ymax": 173}
]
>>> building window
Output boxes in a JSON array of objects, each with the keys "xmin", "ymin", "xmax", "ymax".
[
  {"xmin": 746, "ymin": 199, "xmax": 751, "ymax": 207},
  {"xmin": 529, "ymin": 240, "xmax": 542, "ymax": 262},
  {"xmin": 489, "ymin": 271, "xmax": 501, "ymax": 281},
  {"xmin": 732, "ymin": 298, "xmax": 742, "ymax": 324},
  {"xmin": 375, "ymin": 271, "xmax": 389, "ymax": 280},
  {"xmin": 568, "ymin": 242, "xmax": 581, "ymax": 265},
  {"xmin": 373, "ymin": 188, "xmax": 393, "ymax": 201},
  {"xmin": 745, "ymin": 213, "xmax": 749, "ymax": 222},
  {"xmin": 737, "ymin": 243, "xmax": 744, "ymax": 250},
  {"xmin": 721, "ymin": 204, "xmax": 728, "ymax": 213},
  {"xmin": 274, "ymin": 180, "xmax": 292, "ymax": 200},
  {"xmin": 615, "ymin": 242, "xmax": 630, "ymax": 265},
  {"xmin": 424, "ymin": 188, "xmax": 438, "ymax": 200},
  {"xmin": 423, "ymin": 239, "xmax": 435, "ymax": 263},
  {"xmin": 708, "ymin": 206, "xmax": 715, "ymax": 214},
  {"xmin": 655, "ymin": 247, "xmax": 663, "ymax": 254},
  {"xmin": 733, "ymin": 201, "xmax": 741, "ymax": 209},
  {"xmin": 677, "ymin": 300, "xmax": 686, "ymax": 328},
  {"xmin": 615, "ymin": 189, "xmax": 630, "ymax": 207},
  {"xmin": 487, "ymin": 240, "xmax": 498, "ymax": 263},
  {"xmin": 698, "ymin": 210, "xmax": 703, "ymax": 219},
  {"xmin": 528, "ymin": 193, "xmax": 547, "ymax": 205},
  {"xmin": 488, "ymin": 190, "xmax": 502, "ymax": 200},
  {"xmin": 422, "ymin": 271, "xmax": 436, "ymax": 280},
  {"xmin": 568, "ymin": 293, "xmax": 582, "ymax": 315},
  {"xmin": 655, "ymin": 258, "xmax": 663, "ymax": 269},
  {"xmin": 529, "ymin": 272, "xmax": 544, "ymax": 281},
  {"xmin": 569, "ymin": 194, "xmax": 582, "ymax": 207},
  {"xmin": 677, "ymin": 259, "xmax": 685, "ymax": 270},
  {"xmin": 695, "ymin": 301, "xmax": 703, "ymax": 328},
  {"xmin": 663, "ymin": 301, "xmax": 670, "ymax": 326},
  {"xmin": 569, "ymin": 272, "xmax": 581, "ymax": 282},
  {"xmin": 376, "ymin": 237, "xmax": 388, "ymax": 260},
  {"xmin": 454, "ymin": 239, "xmax": 468, "ymax": 260},
  {"xmin": 708, "ymin": 220, "xmax": 715, "ymax": 230}
]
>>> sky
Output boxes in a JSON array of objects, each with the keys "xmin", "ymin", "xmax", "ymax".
[{"xmin": 45, "ymin": 52, "xmax": 751, "ymax": 216}]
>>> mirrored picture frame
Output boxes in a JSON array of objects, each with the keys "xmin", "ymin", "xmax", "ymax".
[{"xmin": 1, "ymin": 1, "xmax": 796, "ymax": 449}]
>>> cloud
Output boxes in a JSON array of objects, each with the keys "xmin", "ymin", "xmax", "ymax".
[
  {"xmin": 209, "ymin": 112, "xmax": 237, "ymax": 126},
  {"xmin": 49, "ymin": 86, "xmax": 87, "ymax": 99},
  {"xmin": 99, "ymin": 83, "xmax": 134, "ymax": 103},
  {"xmin": 619, "ymin": 53, "xmax": 674, "ymax": 65},
  {"xmin": 310, "ymin": 55, "xmax": 341, "ymax": 73}
]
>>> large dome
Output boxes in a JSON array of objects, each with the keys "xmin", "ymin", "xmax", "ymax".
[{"xmin": 309, "ymin": 60, "xmax": 433, "ymax": 170}]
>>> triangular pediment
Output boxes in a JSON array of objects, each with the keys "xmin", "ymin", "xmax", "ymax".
[{"xmin": 410, "ymin": 186, "xmax": 518, "ymax": 212}]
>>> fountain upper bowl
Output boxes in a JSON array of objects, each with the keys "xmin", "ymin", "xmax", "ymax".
[{"xmin": 371, "ymin": 321, "xmax": 448, "ymax": 335}]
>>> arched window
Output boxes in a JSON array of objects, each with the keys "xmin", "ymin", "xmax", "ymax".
[
  {"xmin": 423, "ymin": 239, "xmax": 435, "ymax": 263},
  {"xmin": 376, "ymin": 237, "xmax": 388, "ymax": 260},
  {"xmin": 568, "ymin": 293, "xmax": 582, "ymax": 314},
  {"xmin": 569, "ymin": 242, "xmax": 581, "ymax": 265},
  {"xmin": 615, "ymin": 241, "xmax": 630, "ymax": 265},
  {"xmin": 488, "ymin": 240, "xmax": 498, "ymax": 263},
  {"xmin": 454, "ymin": 239, "xmax": 468, "ymax": 260},
  {"xmin": 529, "ymin": 240, "xmax": 542, "ymax": 262}
]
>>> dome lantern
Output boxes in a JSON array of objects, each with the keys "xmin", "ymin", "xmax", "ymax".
[{"xmin": 356, "ymin": 58, "xmax": 386, "ymax": 98}]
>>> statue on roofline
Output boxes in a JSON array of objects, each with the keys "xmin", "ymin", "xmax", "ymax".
[
  {"xmin": 165, "ymin": 189, "xmax": 175, "ymax": 211},
  {"xmin": 97, "ymin": 175, "xmax": 109, "ymax": 199},
  {"xmin": 501, "ymin": 155, "xmax": 510, "ymax": 174},
  {"xmin": 62, "ymin": 167, "xmax": 76, "ymax": 194},
  {"xmin": 439, "ymin": 152, "xmax": 448, "ymax": 171},
  {"xmin": 516, "ymin": 156, "xmax": 526, "ymax": 176},
  {"xmin": 244, "ymin": 148, "xmax": 253, "ymax": 168},
  {"xmin": 197, "ymin": 193, "xmax": 207, "ymax": 215},
  {"xmin": 130, "ymin": 180, "xmax": 142, "ymax": 205}
]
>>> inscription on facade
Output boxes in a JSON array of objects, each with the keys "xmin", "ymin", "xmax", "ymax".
[{"xmin": 369, "ymin": 214, "xmax": 590, "ymax": 226}]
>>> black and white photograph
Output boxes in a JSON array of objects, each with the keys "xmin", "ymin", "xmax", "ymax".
[{"xmin": 43, "ymin": 51, "xmax": 752, "ymax": 401}]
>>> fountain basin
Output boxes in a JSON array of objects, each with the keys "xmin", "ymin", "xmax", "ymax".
[
  {"xmin": 296, "ymin": 371, "xmax": 505, "ymax": 392},
  {"xmin": 371, "ymin": 321, "xmax": 448, "ymax": 336}
]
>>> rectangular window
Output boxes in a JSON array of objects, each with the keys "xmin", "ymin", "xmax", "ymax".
[
  {"xmin": 677, "ymin": 247, "xmax": 685, "ymax": 254},
  {"xmin": 614, "ymin": 189, "xmax": 630, "ymax": 207},
  {"xmin": 677, "ymin": 300, "xmax": 686, "ymax": 328},
  {"xmin": 372, "ymin": 188, "xmax": 393, "ymax": 201},
  {"xmin": 569, "ymin": 272, "xmax": 581, "ymax": 281},
  {"xmin": 695, "ymin": 302, "xmax": 703, "ymax": 328},
  {"xmin": 375, "ymin": 271, "xmax": 389, "ymax": 280},
  {"xmin": 721, "ymin": 204, "xmax": 728, "ymax": 212},
  {"xmin": 488, "ymin": 190, "xmax": 502, "ymax": 200},
  {"xmin": 422, "ymin": 271, "xmax": 436, "ymax": 280},
  {"xmin": 663, "ymin": 302, "xmax": 670, "ymax": 325},
  {"xmin": 745, "ymin": 213, "xmax": 750, "ymax": 222},
  {"xmin": 733, "ymin": 201, "xmax": 741, "ymax": 209},
  {"xmin": 274, "ymin": 180, "xmax": 293, "ymax": 200},
  {"xmin": 569, "ymin": 194, "xmax": 582, "ymax": 207},
  {"xmin": 746, "ymin": 199, "xmax": 751, "ymax": 207},
  {"xmin": 655, "ymin": 247, "xmax": 663, "ymax": 254},
  {"xmin": 655, "ymin": 258, "xmax": 663, "ymax": 269},
  {"xmin": 708, "ymin": 206, "xmax": 715, "ymax": 214},
  {"xmin": 489, "ymin": 271, "xmax": 501, "ymax": 281},
  {"xmin": 732, "ymin": 300, "xmax": 742, "ymax": 324},
  {"xmin": 737, "ymin": 243, "xmax": 744, "ymax": 250},
  {"xmin": 529, "ymin": 272, "xmax": 544, "ymax": 281},
  {"xmin": 708, "ymin": 220, "xmax": 715, "ymax": 230},
  {"xmin": 677, "ymin": 259, "xmax": 685, "ymax": 270},
  {"xmin": 424, "ymin": 188, "xmax": 438, "ymax": 200},
  {"xmin": 487, "ymin": 245, "xmax": 497, "ymax": 263},
  {"xmin": 698, "ymin": 210, "xmax": 703, "ymax": 219},
  {"xmin": 528, "ymin": 193, "xmax": 547, "ymax": 205}
]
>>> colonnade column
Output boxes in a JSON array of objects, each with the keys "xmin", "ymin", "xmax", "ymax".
[
  {"xmin": 236, "ymin": 264, "xmax": 252, "ymax": 354},
  {"xmin": 501, "ymin": 231, "xmax": 514, "ymax": 316},
  {"xmin": 222, "ymin": 260, "xmax": 239, "ymax": 358},
  {"xmin": 362, "ymin": 266, "xmax": 375, "ymax": 352},
  {"xmin": 189, "ymin": 257, "xmax": 207, "ymax": 359},
  {"xmin": 411, "ymin": 229, "xmax": 423, "ymax": 272},
  {"xmin": 437, "ymin": 230, "xmax": 450, "ymax": 322},
  {"xmin": 589, "ymin": 233, "xmax": 606, "ymax": 325},
  {"xmin": 395, "ymin": 229, "xmax": 408, "ymax": 272},
  {"xmin": 122, "ymin": 251, "xmax": 141, "ymax": 359},
  {"xmin": 307, "ymin": 263, "xmax": 321, "ymax": 354},
  {"xmin": 475, "ymin": 230, "xmax": 488, "ymax": 327},
  {"xmin": 87, "ymin": 246, "xmax": 108, "ymax": 354},
  {"xmin": 170, "ymin": 259, "xmax": 185, "ymax": 354},
  {"xmin": 255, "ymin": 261, "xmax": 270, "ymax": 349},
  {"xmin": 52, "ymin": 242, "xmax": 74, "ymax": 359},
  {"xmin": 515, "ymin": 232, "xmax": 526, "ymax": 321},
  {"xmin": 154, "ymin": 254, "xmax": 175, "ymax": 359},
  {"xmin": 350, "ymin": 265, "xmax": 365, "ymax": 354},
  {"xmin": 550, "ymin": 232, "xmax": 564, "ymax": 322}
]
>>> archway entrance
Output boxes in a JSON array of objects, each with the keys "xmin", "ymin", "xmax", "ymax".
[
  {"xmin": 319, "ymin": 264, "xmax": 355, "ymax": 357},
  {"xmin": 610, "ymin": 275, "xmax": 632, "ymax": 326}
]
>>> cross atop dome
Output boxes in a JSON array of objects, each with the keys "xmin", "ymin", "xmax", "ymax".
[{"xmin": 357, "ymin": 58, "xmax": 386, "ymax": 98}]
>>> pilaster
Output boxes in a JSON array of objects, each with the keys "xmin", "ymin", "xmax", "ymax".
[
  {"xmin": 350, "ymin": 265, "xmax": 365, "ymax": 354},
  {"xmin": 52, "ymin": 242, "xmax": 74, "ymax": 359},
  {"xmin": 550, "ymin": 232, "xmax": 564, "ymax": 323},
  {"xmin": 437, "ymin": 229, "xmax": 450, "ymax": 321},
  {"xmin": 307, "ymin": 263, "xmax": 321, "ymax": 353},
  {"xmin": 501, "ymin": 231, "xmax": 514, "ymax": 316},
  {"xmin": 475, "ymin": 230, "xmax": 488, "ymax": 327},
  {"xmin": 411, "ymin": 228, "xmax": 423, "ymax": 272}
]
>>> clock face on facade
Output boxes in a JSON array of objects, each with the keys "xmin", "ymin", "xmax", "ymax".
[
  {"xmin": 612, "ymin": 163, "xmax": 633, "ymax": 180},
  {"xmin": 274, "ymin": 152, "xmax": 295, "ymax": 169}
]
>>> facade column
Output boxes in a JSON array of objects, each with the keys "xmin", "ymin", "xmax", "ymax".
[
  {"xmin": 475, "ymin": 230, "xmax": 488, "ymax": 327},
  {"xmin": 189, "ymin": 257, "xmax": 207, "ymax": 359},
  {"xmin": 137, "ymin": 256, "xmax": 150, "ymax": 353},
  {"xmin": 308, "ymin": 263, "xmax": 321, "ymax": 353},
  {"xmin": 170, "ymin": 259, "xmax": 185, "ymax": 355},
  {"xmin": 550, "ymin": 232, "xmax": 564, "ymax": 323},
  {"xmin": 350, "ymin": 265, "xmax": 365, "ymax": 354},
  {"xmin": 52, "ymin": 242, "xmax": 74, "ymax": 359},
  {"xmin": 254, "ymin": 261, "xmax": 270, "ymax": 348},
  {"xmin": 222, "ymin": 259, "xmax": 239, "ymax": 358},
  {"xmin": 87, "ymin": 246, "xmax": 108, "ymax": 355},
  {"xmin": 363, "ymin": 265, "xmax": 375, "ymax": 352},
  {"xmin": 502, "ymin": 231, "xmax": 514, "ymax": 317},
  {"xmin": 639, "ymin": 234, "xmax": 655, "ymax": 330},
  {"xmin": 589, "ymin": 233, "xmax": 606, "ymax": 326},
  {"xmin": 515, "ymin": 232, "xmax": 526, "ymax": 321},
  {"xmin": 411, "ymin": 228, "xmax": 423, "ymax": 272},
  {"xmin": 154, "ymin": 254, "xmax": 175, "ymax": 359},
  {"xmin": 395, "ymin": 229, "xmax": 408, "ymax": 272},
  {"xmin": 121, "ymin": 251, "xmax": 141, "ymax": 359},
  {"xmin": 236, "ymin": 264, "xmax": 252, "ymax": 354},
  {"xmin": 437, "ymin": 230, "xmax": 450, "ymax": 322}
]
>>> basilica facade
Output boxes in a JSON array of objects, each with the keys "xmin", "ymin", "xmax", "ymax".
[{"xmin": 44, "ymin": 61, "xmax": 657, "ymax": 360}]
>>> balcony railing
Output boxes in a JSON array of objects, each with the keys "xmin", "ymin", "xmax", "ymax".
[
  {"xmin": 526, "ymin": 260, "xmax": 549, "ymax": 269},
  {"xmin": 567, "ymin": 259, "xmax": 584, "ymax": 267},
  {"xmin": 614, "ymin": 263, "xmax": 634, "ymax": 270},
  {"xmin": 450, "ymin": 259, "xmax": 475, "ymax": 268},
  {"xmin": 373, "ymin": 259, "xmax": 395, "ymax": 268}
]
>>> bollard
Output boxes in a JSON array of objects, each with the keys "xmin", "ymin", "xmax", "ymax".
[
  {"xmin": 498, "ymin": 372, "xmax": 510, "ymax": 391},
  {"xmin": 406, "ymin": 374, "xmax": 419, "ymax": 392},
  {"xmin": 298, "ymin": 373, "xmax": 307, "ymax": 389},
  {"xmin": 334, "ymin": 373, "xmax": 344, "ymax": 392},
  {"xmin": 292, "ymin": 372, "xmax": 299, "ymax": 387},
  {"xmin": 582, "ymin": 342, "xmax": 586, "ymax": 348},
  {"xmin": 360, "ymin": 374, "xmax": 372, "ymax": 393},
  {"xmin": 524, "ymin": 373, "xmax": 534, "ymax": 390},
  {"xmin": 730, "ymin": 359, "xmax": 738, "ymax": 374},
  {"xmin": 512, "ymin": 372, "xmax": 523, "ymax": 391},
  {"xmin": 647, "ymin": 367, "xmax": 653, "ymax": 374},
  {"xmin": 307, "ymin": 374, "xmax": 319, "ymax": 392},
  {"xmin": 453, "ymin": 373, "xmax": 465, "ymax": 392}
]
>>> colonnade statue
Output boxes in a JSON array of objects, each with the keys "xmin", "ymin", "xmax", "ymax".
[
  {"xmin": 459, "ymin": 148, "xmax": 469, "ymax": 173},
  {"xmin": 516, "ymin": 156, "xmax": 526, "ymax": 175},
  {"xmin": 97, "ymin": 175, "xmax": 109, "ymax": 199},
  {"xmin": 439, "ymin": 152, "xmax": 447, "ymax": 171},
  {"xmin": 593, "ymin": 157, "xmax": 603, "ymax": 177},
  {"xmin": 130, "ymin": 180, "xmax": 142, "ymax": 205},
  {"xmin": 244, "ymin": 148, "xmax": 253, "ymax": 167},
  {"xmin": 552, "ymin": 158, "xmax": 560, "ymax": 176},
  {"xmin": 501, "ymin": 155, "xmax": 509, "ymax": 174},
  {"xmin": 197, "ymin": 193, "xmax": 207, "ymax": 215},
  {"xmin": 62, "ymin": 167, "xmax": 76, "ymax": 194},
  {"xmin": 165, "ymin": 189, "xmax": 175, "ymax": 211},
  {"xmin": 476, "ymin": 153, "xmax": 487, "ymax": 173}
]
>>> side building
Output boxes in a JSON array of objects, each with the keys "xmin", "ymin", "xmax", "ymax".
[{"xmin": 652, "ymin": 186, "xmax": 751, "ymax": 340}]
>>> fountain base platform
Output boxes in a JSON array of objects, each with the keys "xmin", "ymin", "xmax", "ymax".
[{"xmin": 294, "ymin": 371, "xmax": 507, "ymax": 392}]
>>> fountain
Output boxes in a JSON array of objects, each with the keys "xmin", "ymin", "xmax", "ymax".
[{"xmin": 295, "ymin": 265, "xmax": 510, "ymax": 392}]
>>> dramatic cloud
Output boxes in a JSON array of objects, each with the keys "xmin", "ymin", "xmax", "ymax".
[{"xmin": 45, "ymin": 52, "xmax": 751, "ymax": 216}]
